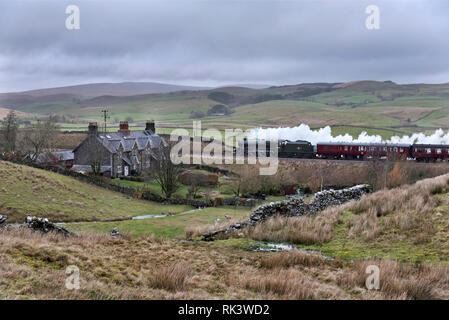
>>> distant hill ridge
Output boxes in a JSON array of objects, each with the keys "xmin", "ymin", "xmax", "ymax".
[{"xmin": 2, "ymin": 81, "xmax": 212, "ymax": 98}]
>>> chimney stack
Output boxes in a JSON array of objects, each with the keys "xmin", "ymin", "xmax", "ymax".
[
  {"xmin": 118, "ymin": 121, "xmax": 130, "ymax": 135},
  {"xmin": 88, "ymin": 122, "xmax": 98, "ymax": 136},
  {"xmin": 145, "ymin": 120, "xmax": 155, "ymax": 133}
]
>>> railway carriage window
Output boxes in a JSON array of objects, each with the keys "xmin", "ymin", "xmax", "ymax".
[
  {"xmin": 383, "ymin": 147, "xmax": 387, "ymax": 151},
  {"xmin": 400, "ymin": 148, "xmax": 403, "ymax": 152},
  {"xmin": 426, "ymin": 148, "xmax": 431, "ymax": 154},
  {"xmin": 393, "ymin": 147, "xmax": 398, "ymax": 152},
  {"xmin": 437, "ymin": 148, "xmax": 442, "ymax": 154},
  {"xmin": 344, "ymin": 146, "xmax": 348, "ymax": 151}
]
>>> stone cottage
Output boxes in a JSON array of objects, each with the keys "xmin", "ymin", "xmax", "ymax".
[{"xmin": 73, "ymin": 120, "xmax": 166, "ymax": 177}]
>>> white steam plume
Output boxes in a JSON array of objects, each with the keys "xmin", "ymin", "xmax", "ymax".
[{"xmin": 248, "ymin": 124, "xmax": 449, "ymax": 145}]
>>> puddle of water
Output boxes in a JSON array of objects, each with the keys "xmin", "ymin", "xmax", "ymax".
[
  {"xmin": 250, "ymin": 242, "xmax": 294, "ymax": 252},
  {"xmin": 250, "ymin": 242, "xmax": 333, "ymax": 260},
  {"xmin": 57, "ymin": 207, "xmax": 205, "ymax": 225},
  {"xmin": 131, "ymin": 207, "xmax": 203, "ymax": 220},
  {"xmin": 132, "ymin": 214, "xmax": 167, "ymax": 220}
]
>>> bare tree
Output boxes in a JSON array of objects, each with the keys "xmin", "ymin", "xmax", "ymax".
[
  {"xmin": 22, "ymin": 119, "xmax": 59, "ymax": 161},
  {"xmin": 152, "ymin": 143, "xmax": 181, "ymax": 198},
  {"xmin": 1, "ymin": 110, "xmax": 19, "ymax": 153}
]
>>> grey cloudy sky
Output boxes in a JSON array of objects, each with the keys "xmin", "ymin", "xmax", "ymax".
[{"xmin": 1, "ymin": 0, "xmax": 449, "ymax": 92}]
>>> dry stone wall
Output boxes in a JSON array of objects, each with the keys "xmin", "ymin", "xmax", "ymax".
[{"xmin": 202, "ymin": 184, "xmax": 370, "ymax": 240}]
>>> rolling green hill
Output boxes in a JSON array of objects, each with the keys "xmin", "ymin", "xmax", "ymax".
[
  {"xmin": 3, "ymin": 80, "xmax": 449, "ymax": 138},
  {"xmin": 0, "ymin": 161, "xmax": 191, "ymax": 223}
]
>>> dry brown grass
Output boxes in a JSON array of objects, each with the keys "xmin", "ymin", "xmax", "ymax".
[
  {"xmin": 244, "ymin": 204, "xmax": 349, "ymax": 245},
  {"xmin": 338, "ymin": 259, "xmax": 449, "ymax": 300},
  {"xmin": 185, "ymin": 217, "xmax": 245, "ymax": 239},
  {"xmin": 259, "ymin": 249, "xmax": 328, "ymax": 269},
  {"xmin": 1, "ymin": 227, "xmax": 448, "ymax": 299},
  {"xmin": 240, "ymin": 173, "xmax": 449, "ymax": 246},
  {"xmin": 348, "ymin": 208, "xmax": 381, "ymax": 240},
  {"xmin": 231, "ymin": 268, "xmax": 320, "ymax": 300},
  {"xmin": 149, "ymin": 262, "xmax": 191, "ymax": 291}
]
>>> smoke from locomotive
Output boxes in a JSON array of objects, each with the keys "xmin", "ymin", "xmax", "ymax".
[
  {"xmin": 242, "ymin": 124, "xmax": 449, "ymax": 162},
  {"xmin": 248, "ymin": 124, "xmax": 449, "ymax": 145}
]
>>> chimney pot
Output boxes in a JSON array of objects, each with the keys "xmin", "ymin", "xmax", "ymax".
[
  {"xmin": 145, "ymin": 120, "xmax": 155, "ymax": 133},
  {"xmin": 88, "ymin": 122, "xmax": 98, "ymax": 135},
  {"xmin": 118, "ymin": 121, "xmax": 130, "ymax": 135}
]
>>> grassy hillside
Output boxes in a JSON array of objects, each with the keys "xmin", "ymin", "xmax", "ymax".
[
  {"xmin": 67, "ymin": 206, "xmax": 253, "ymax": 238},
  {"xmin": 1, "ymin": 208, "xmax": 448, "ymax": 299},
  {"xmin": 2, "ymin": 170, "xmax": 449, "ymax": 299},
  {"xmin": 4, "ymin": 80, "xmax": 449, "ymax": 139},
  {"xmin": 244, "ymin": 174, "xmax": 449, "ymax": 263},
  {"xmin": 0, "ymin": 161, "xmax": 191, "ymax": 223}
]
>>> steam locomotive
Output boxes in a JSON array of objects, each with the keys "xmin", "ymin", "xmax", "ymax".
[{"xmin": 240, "ymin": 138, "xmax": 449, "ymax": 162}]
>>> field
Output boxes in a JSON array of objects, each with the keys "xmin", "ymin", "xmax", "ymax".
[
  {"xmin": 67, "ymin": 207, "xmax": 252, "ymax": 238},
  {"xmin": 4, "ymin": 80, "xmax": 449, "ymax": 140},
  {"xmin": 2, "ymin": 173, "xmax": 449, "ymax": 299},
  {"xmin": 242, "ymin": 174, "xmax": 449, "ymax": 264},
  {"xmin": 0, "ymin": 161, "xmax": 192, "ymax": 223},
  {"xmin": 3, "ymin": 79, "xmax": 449, "ymax": 299}
]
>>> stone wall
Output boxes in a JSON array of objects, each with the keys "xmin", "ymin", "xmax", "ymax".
[{"xmin": 202, "ymin": 184, "xmax": 371, "ymax": 240}]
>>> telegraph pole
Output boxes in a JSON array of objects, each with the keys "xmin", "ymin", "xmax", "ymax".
[{"xmin": 100, "ymin": 109, "xmax": 110, "ymax": 134}]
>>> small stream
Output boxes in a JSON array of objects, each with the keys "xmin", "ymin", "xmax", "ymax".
[
  {"xmin": 249, "ymin": 242, "xmax": 333, "ymax": 260},
  {"xmin": 131, "ymin": 207, "xmax": 203, "ymax": 220},
  {"xmin": 57, "ymin": 207, "xmax": 204, "ymax": 225}
]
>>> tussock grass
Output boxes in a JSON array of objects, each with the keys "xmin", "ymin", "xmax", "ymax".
[
  {"xmin": 259, "ymin": 249, "xmax": 327, "ymax": 269},
  {"xmin": 233, "ymin": 268, "xmax": 319, "ymax": 300},
  {"xmin": 149, "ymin": 262, "xmax": 191, "ymax": 291},
  {"xmin": 338, "ymin": 260, "xmax": 449, "ymax": 300},
  {"xmin": 244, "ymin": 205, "xmax": 349, "ymax": 245},
  {"xmin": 1, "ymin": 227, "xmax": 448, "ymax": 299},
  {"xmin": 242, "ymin": 174, "xmax": 449, "ymax": 248}
]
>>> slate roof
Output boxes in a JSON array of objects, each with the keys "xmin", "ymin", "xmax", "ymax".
[
  {"xmin": 33, "ymin": 150, "xmax": 74, "ymax": 163},
  {"xmin": 73, "ymin": 128, "xmax": 166, "ymax": 169},
  {"xmin": 96, "ymin": 130, "xmax": 166, "ymax": 153}
]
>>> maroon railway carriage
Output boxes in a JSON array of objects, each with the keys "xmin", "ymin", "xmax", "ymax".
[
  {"xmin": 412, "ymin": 144, "xmax": 449, "ymax": 162},
  {"xmin": 316, "ymin": 142, "xmax": 411, "ymax": 160}
]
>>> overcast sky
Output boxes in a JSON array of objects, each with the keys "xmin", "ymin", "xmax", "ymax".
[{"xmin": 1, "ymin": 0, "xmax": 449, "ymax": 92}]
